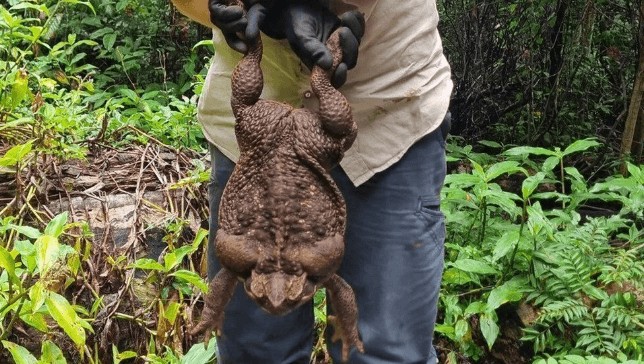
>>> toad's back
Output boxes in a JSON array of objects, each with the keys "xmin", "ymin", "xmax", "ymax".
[{"xmin": 219, "ymin": 100, "xmax": 347, "ymax": 248}]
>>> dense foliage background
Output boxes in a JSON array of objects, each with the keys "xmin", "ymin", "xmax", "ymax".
[{"xmin": 0, "ymin": 0, "xmax": 642, "ymax": 363}]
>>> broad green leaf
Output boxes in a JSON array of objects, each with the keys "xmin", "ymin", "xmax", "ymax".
[
  {"xmin": 590, "ymin": 178, "xmax": 637, "ymax": 192},
  {"xmin": 119, "ymin": 89, "xmax": 138, "ymax": 101},
  {"xmin": 1, "ymin": 341, "xmax": 38, "ymax": 364},
  {"xmin": 103, "ymin": 33, "xmax": 117, "ymax": 50},
  {"xmin": 181, "ymin": 340, "xmax": 217, "ymax": 364},
  {"xmin": 560, "ymin": 355, "xmax": 586, "ymax": 364},
  {"xmin": 470, "ymin": 159, "xmax": 485, "ymax": 178},
  {"xmin": 1, "ymin": 8, "xmax": 18, "ymax": 28},
  {"xmin": 39, "ymin": 78, "xmax": 58, "ymax": 90},
  {"xmin": 484, "ymin": 161, "xmax": 525, "ymax": 181},
  {"xmin": 192, "ymin": 228, "xmax": 209, "ymax": 250},
  {"xmin": 565, "ymin": 167, "xmax": 588, "ymax": 196},
  {"xmin": 442, "ymin": 268, "xmax": 474, "ymax": 285},
  {"xmin": 44, "ymin": 212, "xmax": 68, "ymax": 238},
  {"xmin": 164, "ymin": 245, "xmax": 195, "ymax": 271},
  {"xmin": 454, "ymin": 319, "xmax": 469, "ymax": 340},
  {"xmin": 9, "ymin": 223, "xmax": 42, "ymax": 239},
  {"xmin": 14, "ymin": 239, "xmax": 35, "ymax": 256},
  {"xmin": 582, "ymin": 284, "xmax": 607, "ymax": 301},
  {"xmin": 482, "ymin": 189, "xmax": 522, "ymax": 218},
  {"xmin": 562, "ymin": 138, "xmax": 600, "ymax": 156},
  {"xmin": 478, "ymin": 140, "xmax": 502, "ymax": 148},
  {"xmin": 0, "ymin": 246, "xmax": 16, "ymax": 281},
  {"xmin": 480, "ymin": 313, "xmax": 499, "ymax": 349},
  {"xmin": 171, "ymin": 270, "xmax": 208, "ymax": 293},
  {"xmin": 61, "ymin": 0, "xmax": 96, "ymax": 13},
  {"xmin": 531, "ymin": 191, "xmax": 567, "ymax": 201},
  {"xmin": 14, "ymin": 240, "xmax": 37, "ymax": 273},
  {"xmin": 163, "ymin": 302, "xmax": 181, "ymax": 325},
  {"xmin": 20, "ymin": 311, "xmax": 48, "ymax": 332},
  {"xmin": 40, "ymin": 341, "xmax": 67, "ymax": 364},
  {"xmin": 626, "ymin": 163, "xmax": 644, "ymax": 182},
  {"xmin": 164, "ymin": 252, "xmax": 179, "ymax": 271},
  {"xmin": 68, "ymin": 253, "xmax": 81, "ymax": 276},
  {"xmin": 527, "ymin": 203, "xmax": 553, "ymax": 237},
  {"xmin": 69, "ymin": 52, "xmax": 87, "ymax": 66},
  {"xmin": 433, "ymin": 324, "xmax": 455, "ymax": 337},
  {"xmin": 9, "ymin": 69, "xmax": 30, "ymax": 109},
  {"xmin": 492, "ymin": 230, "xmax": 520, "ymax": 262},
  {"xmin": 10, "ymin": 2, "xmax": 49, "ymax": 15},
  {"xmin": 115, "ymin": 0, "xmax": 131, "ymax": 11},
  {"xmin": 487, "ymin": 279, "xmax": 525, "ymax": 310},
  {"xmin": 541, "ymin": 155, "xmax": 560, "ymax": 173},
  {"xmin": 522, "ymin": 172, "xmax": 546, "ymax": 200},
  {"xmin": 113, "ymin": 345, "xmax": 138, "ymax": 363},
  {"xmin": 0, "ymin": 141, "xmax": 33, "ymax": 167},
  {"xmin": 29, "ymin": 281, "xmax": 47, "ymax": 313},
  {"xmin": 34, "ymin": 235, "xmax": 60, "ymax": 275},
  {"xmin": 464, "ymin": 301, "xmax": 487, "ymax": 316},
  {"xmin": 130, "ymin": 258, "xmax": 165, "ymax": 271},
  {"xmin": 504, "ymin": 146, "xmax": 556, "ymax": 157},
  {"xmin": 451, "ymin": 259, "xmax": 498, "ymax": 275},
  {"xmin": 91, "ymin": 27, "xmax": 115, "ymax": 38},
  {"xmin": 444, "ymin": 173, "xmax": 482, "ymax": 187},
  {"xmin": 564, "ymin": 167, "xmax": 584, "ymax": 183},
  {"xmin": 45, "ymin": 292, "xmax": 86, "ymax": 347}
]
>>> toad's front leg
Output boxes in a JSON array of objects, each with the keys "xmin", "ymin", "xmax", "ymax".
[
  {"xmin": 190, "ymin": 268, "xmax": 238, "ymax": 346},
  {"xmin": 324, "ymin": 274, "xmax": 364, "ymax": 362}
]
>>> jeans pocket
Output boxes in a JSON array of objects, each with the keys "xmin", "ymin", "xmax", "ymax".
[{"xmin": 414, "ymin": 195, "xmax": 446, "ymax": 254}]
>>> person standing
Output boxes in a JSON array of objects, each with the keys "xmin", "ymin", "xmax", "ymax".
[{"xmin": 171, "ymin": 0, "xmax": 453, "ymax": 362}]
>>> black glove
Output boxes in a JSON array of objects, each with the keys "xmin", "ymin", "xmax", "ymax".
[
  {"xmin": 260, "ymin": 2, "xmax": 365, "ymax": 88},
  {"xmin": 208, "ymin": 0, "xmax": 270, "ymax": 53}
]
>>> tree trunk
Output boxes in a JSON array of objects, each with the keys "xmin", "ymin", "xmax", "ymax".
[
  {"xmin": 621, "ymin": 2, "xmax": 644, "ymax": 172},
  {"xmin": 633, "ymin": 110, "xmax": 643, "ymax": 162},
  {"xmin": 534, "ymin": 0, "xmax": 569, "ymax": 142}
]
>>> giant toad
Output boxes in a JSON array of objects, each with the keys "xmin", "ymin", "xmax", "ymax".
[{"xmin": 190, "ymin": 11, "xmax": 363, "ymax": 361}]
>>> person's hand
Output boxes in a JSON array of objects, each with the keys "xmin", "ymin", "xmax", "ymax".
[
  {"xmin": 260, "ymin": 2, "xmax": 365, "ymax": 88},
  {"xmin": 286, "ymin": 3, "xmax": 365, "ymax": 87},
  {"xmin": 208, "ymin": 0, "xmax": 271, "ymax": 53}
]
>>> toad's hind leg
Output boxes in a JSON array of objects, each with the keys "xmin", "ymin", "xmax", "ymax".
[
  {"xmin": 311, "ymin": 31, "xmax": 356, "ymax": 146},
  {"xmin": 231, "ymin": 37, "xmax": 263, "ymax": 117},
  {"xmin": 190, "ymin": 268, "xmax": 237, "ymax": 346},
  {"xmin": 324, "ymin": 274, "xmax": 364, "ymax": 362}
]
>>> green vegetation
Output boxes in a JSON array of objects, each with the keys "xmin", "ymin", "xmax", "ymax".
[
  {"xmin": 439, "ymin": 139, "xmax": 644, "ymax": 362},
  {"xmin": 1, "ymin": 0, "xmax": 642, "ymax": 363}
]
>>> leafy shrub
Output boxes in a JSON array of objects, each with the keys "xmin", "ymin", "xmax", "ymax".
[
  {"xmin": 1, "ymin": 0, "xmax": 207, "ymax": 155},
  {"xmin": 437, "ymin": 138, "xmax": 644, "ymax": 361}
]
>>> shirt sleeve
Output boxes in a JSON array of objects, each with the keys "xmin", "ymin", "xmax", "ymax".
[{"xmin": 171, "ymin": 0, "xmax": 213, "ymax": 28}]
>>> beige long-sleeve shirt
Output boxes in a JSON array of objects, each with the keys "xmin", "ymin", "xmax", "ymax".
[{"xmin": 173, "ymin": 0, "xmax": 453, "ymax": 186}]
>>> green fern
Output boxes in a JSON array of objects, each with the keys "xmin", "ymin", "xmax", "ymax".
[{"xmin": 524, "ymin": 213, "xmax": 644, "ymax": 358}]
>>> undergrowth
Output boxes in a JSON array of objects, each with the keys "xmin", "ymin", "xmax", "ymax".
[{"xmin": 438, "ymin": 139, "xmax": 644, "ymax": 363}]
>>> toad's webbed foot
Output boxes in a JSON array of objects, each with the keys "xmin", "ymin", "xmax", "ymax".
[
  {"xmin": 324, "ymin": 274, "xmax": 364, "ymax": 362},
  {"xmin": 190, "ymin": 268, "xmax": 238, "ymax": 347}
]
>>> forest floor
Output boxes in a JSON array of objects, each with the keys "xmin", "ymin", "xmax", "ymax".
[{"xmin": 2, "ymin": 139, "xmax": 639, "ymax": 363}]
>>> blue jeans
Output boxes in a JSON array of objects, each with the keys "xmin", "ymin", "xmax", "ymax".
[{"xmin": 207, "ymin": 116, "xmax": 448, "ymax": 364}]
